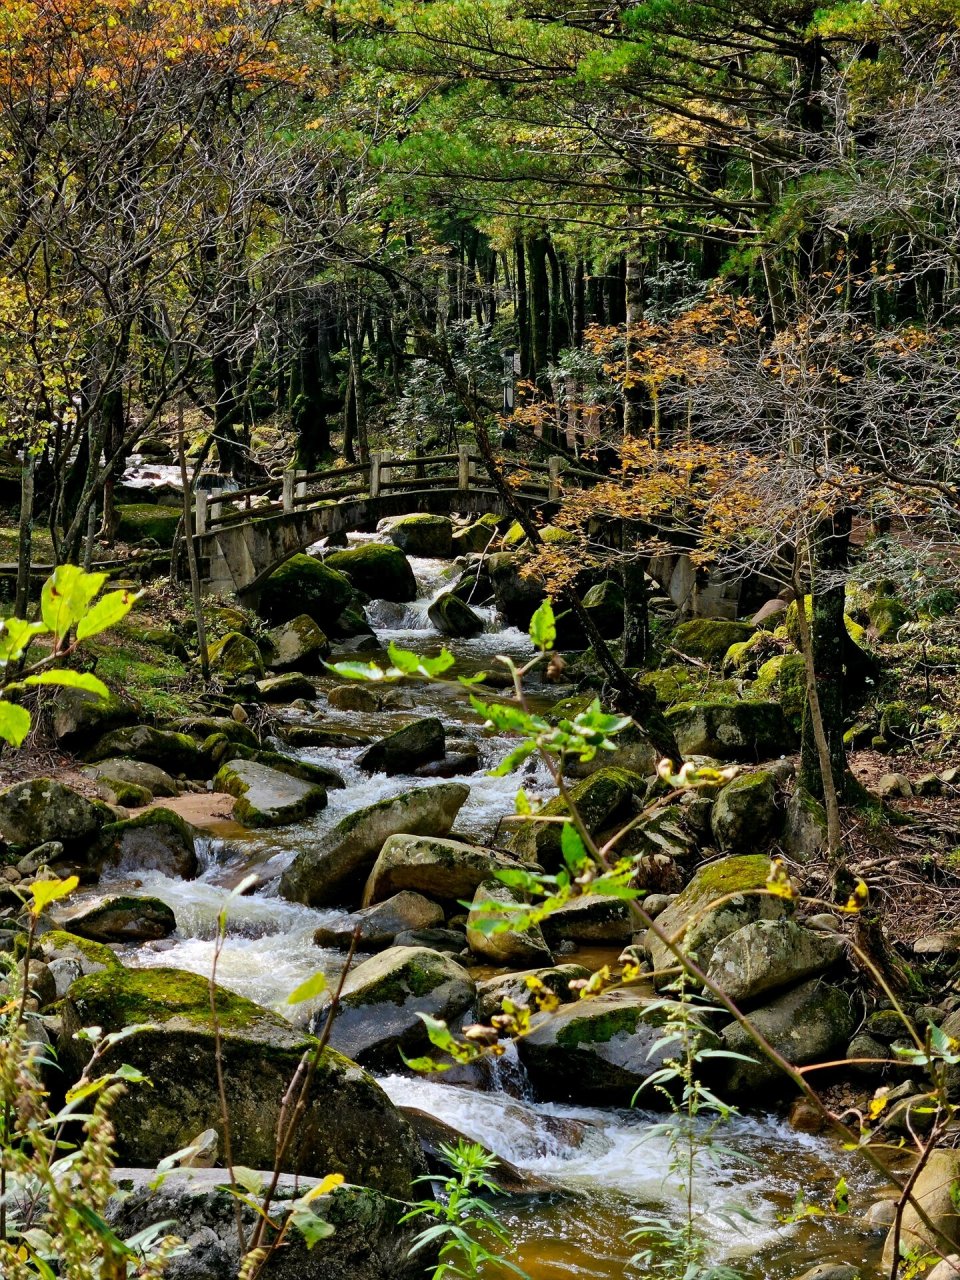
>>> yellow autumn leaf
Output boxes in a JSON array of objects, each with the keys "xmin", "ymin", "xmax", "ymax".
[
  {"xmin": 303, "ymin": 1173, "xmax": 345, "ymax": 1201},
  {"xmin": 27, "ymin": 875, "xmax": 79, "ymax": 915}
]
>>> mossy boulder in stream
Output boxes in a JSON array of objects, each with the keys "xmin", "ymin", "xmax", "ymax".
[
  {"xmin": 207, "ymin": 631, "xmax": 264, "ymax": 678},
  {"xmin": 258, "ymin": 554, "xmax": 356, "ymax": 625},
  {"xmin": 325, "ymin": 543, "xmax": 417, "ymax": 603},
  {"xmin": 328, "ymin": 945, "xmax": 475, "ymax": 1068},
  {"xmin": 59, "ymin": 967, "xmax": 426, "ymax": 1194},
  {"xmin": 214, "ymin": 758, "xmax": 328, "ymax": 828},
  {"xmin": 666, "ymin": 700, "xmax": 794, "ymax": 761},
  {"xmin": 710, "ymin": 770, "xmax": 781, "ymax": 851},
  {"xmin": 427, "ymin": 591, "xmax": 484, "ymax": 638},
  {"xmin": 364, "ymin": 834, "xmax": 525, "ymax": 907},
  {"xmin": 52, "ymin": 686, "xmax": 138, "ymax": 749},
  {"xmin": 582, "ymin": 580, "xmax": 625, "ymax": 638},
  {"xmin": 95, "ymin": 807, "xmax": 199, "ymax": 879},
  {"xmin": 486, "ymin": 552, "xmax": 546, "ymax": 628},
  {"xmin": 57, "ymin": 894, "xmax": 176, "ymax": 943},
  {"xmin": 116, "ymin": 503, "xmax": 181, "ymax": 548},
  {"xmin": 384, "ymin": 513, "xmax": 453, "ymax": 558},
  {"xmin": 670, "ymin": 619, "xmax": 755, "ymax": 666},
  {"xmin": 82, "ymin": 758, "xmax": 179, "ymax": 799},
  {"xmin": 313, "ymin": 892, "xmax": 445, "ymax": 952},
  {"xmin": 0, "ymin": 779, "xmax": 107, "ymax": 853},
  {"xmin": 358, "ymin": 717, "xmax": 445, "ymax": 775},
  {"xmin": 280, "ymin": 783, "xmax": 470, "ymax": 908},
  {"xmin": 86, "ymin": 725, "xmax": 209, "ymax": 778},
  {"xmin": 263, "ymin": 614, "xmax": 329, "ymax": 670},
  {"xmin": 509, "ymin": 768, "xmax": 645, "ymax": 870},
  {"xmin": 466, "ymin": 880, "xmax": 553, "ymax": 966}
]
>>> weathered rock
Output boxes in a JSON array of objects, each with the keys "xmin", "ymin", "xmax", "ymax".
[
  {"xmin": 486, "ymin": 552, "xmax": 545, "ymax": 628},
  {"xmin": 82, "ymin": 758, "xmax": 179, "ymax": 799},
  {"xmin": 508, "ymin": 768, "xmax": 645, "ymax": 870},
  {"xmin": 256, "ymin": 672, "xmax": 316, "ymax": 703},
  {"xmin": 385, "ymin": 514, "xmax": 454, "ymax": 558},
  {"xmin": 705, "ymin": 918, "xmax": 843, "ymax": 1004},
  {"xmin": 753, "ymin": 654, "xmax": 806, "ymax": 729},
  {"xmin": 0, "ymin": 779, "xmax": 106, "ymax": 851},
  {"xmin": 358, "ymin": 717, "xmax": 445, "ymax": 775},
  {"xmin": 208, "ymin": 631, "xmax": 264, "ymax": 678},
  {"xmin": 325, "ymin": 543, "xmax": 417, "ymax": 603},
  {"xmin": 647, "ymin": 855, "xmax": 787, "ymax": 986},
  {"xmin": 39, "ymin": 929, "xmax": 121, "ymax": 997},
  {"xmin": 96, "ymin": 808, "xmax": 199, "ymax": 878},
  {"xmin": 476, "ymin": 964, "xmax": 590, "ymax": 1022},
  {"xmin": 329, "ymin": 946, "xmax": 476, "ymax": 1068},
  {"xmin": 710, "ymin": 771, "xmax": 781, "ymax": 851},
  {"xmin": 171, "ymin": 716, "xmax": 259, "ymax": 749},
  {"xmin": 876, "ymin": 772, "xmax": 913, "ymax": 799},
  {"xmin": 518, "ymin": 988, "xmax": 718, "ymax": 1104},
  {"xmin": 415, "ymin": 747, "xmax": 482, "ymax": 778},
  {"xmin": 783, "ymin": 786, "xmax": 828, "ymax": 861},
  {"xmin": 846, "ymin": 1032, "xmax": 887, "ymax": 1078},
  {"xmin": 565, "ymin": 722, "xmax": 659, "ymax": 782},
  {"xmin": 264, "ymin": 614, "xmax": 329, "ymax": 670},
  {"xmin": 718, "ymin": 978, "xmax": 855, "ymax": 1094},
  {"xmin": 466, "ymin": 880, "xmax": 553, "ymax": 966},
  {"xmin": 87, "ymin": 725, "xmax": 208, "ymax": 777},
  {"xmin": 451, "ymin": 517, "xmax": 499, "ymax": 555},
  {"xmin": 60, "ymin": 966, "xmax": 425, "ymax": 1194},
  {"xmin": 52, "ymin": 686, "xmax": 138, "ymax": 748},
  {"xmin": 670, "ymin": 619, "xmax": 755, "ymax": 666},
  {"xmin": 281, "ymin": 724, "xmax": 373, "ymax": 749},
  {"xmin": 214, "ymin": 759, "xmax": 327, "ymax": 828},
  {"xmin": 105, "ymin": 1168, "xmax": 428, "ymax": 1280},
  {"xmin": 116, "ymin": 503, "xmax": 181, "ymax": 547},
  {"xmin": 540, "ymin": 896, "xmax": 634, "ymax": 946},
  {"xmin": 313, "ymin": 893, "xmax": 445, "ymax": 951},
  {"xmin": 666, "ymin": 700, "xmax": 794, "ymax": 761},
  {"xmin": 58, "ymin": 894, "xmax": 176, "ymax": 942},
  {"xmin": 222, "ymin": 746, "xmax": 344, "ymax": 790},
  {"xmin": 881, "ymin": 1150, "xmax": 960, "ymax": 1269},
  {"xmin": 258, "ymin": 554, "xmax": 356, "ymax": 625},
  {"xmin": 0, "ymin": 959, "xmax": 58, "ymax": 1010},
  {"xmin": 582, "ymin": 580, "xmax": 625, "ymax": 638},
  {"xmin": 393, "ymin": 928, "xmax": 465, "ymax": 954},
  {"xmin": 328, "ymin": 684, "xmax": 380, "ymax": 712},
  {"xmin": 793, "ymin": 1267, "xmax": 861, "ymax": 1280},
  {"xmin": 427, "ymin": 591, "xmax": 484, "ymax": 638},
  {"xmin": 280, "ymin": 784, "xmax": 470, "ymax": 907}
]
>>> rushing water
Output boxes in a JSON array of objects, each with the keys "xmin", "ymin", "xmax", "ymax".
[{"xmin": 94, "ymin": 539, "xmax": 885, "ymax": 1277}]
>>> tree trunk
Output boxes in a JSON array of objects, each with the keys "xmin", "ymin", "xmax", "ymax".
[
  {"xmin": 15, "ymin": 451, "xmax": 35, "ymax": 618},
  {"xmin": 623, "ymin": 254, "xmax": 645, "ymax": 437}
]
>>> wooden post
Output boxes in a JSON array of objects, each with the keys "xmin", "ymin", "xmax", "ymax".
[
  {"xmin": 458, "ymin": 445, "xmax": 470, "ymax": 490},
  {"xmin": 209, "ymin": 489, "xmax": 223, "ymax": 526},
  {"xmin": 282, "ymin": 470, "xmax": 294, "ymax": 513},
  {"xmin": 548, "ymin": 456, "xmax": 561, "ymax": 501},
  {"xmin": 370, "ymin": 451, "xmax": 381, "ymax": 498},
  {"xmin": 195, "ymin": 491, "xmax": 208, "ymax": 535},
  {"xmin": 295, "ymin": 469, "xmax": 307, "ymax": 503}
]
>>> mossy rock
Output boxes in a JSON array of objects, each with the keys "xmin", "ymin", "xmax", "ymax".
[
  {"xmin": 582, "ymin": 580, "xmax": 625, "ymax": 639},
  {"xmin": 324, "ymin": 543, "xmax": 417, "ymax": 604},
  {"xmin": 116, "ymin": 504, "xmax": 182, "ymax": 549},
  {"xmin": 670, "ymin": 619, "xmax": 755, "ymax": 667},
  {"xmin": 785, "ymin": 597, "xmax": 867, "ymax": 648},
  {"xmin": 96, "ymin": 807, "xmax": 199, "ymax": 879},
  {"xmin": 666, "ymin": 699, "xmax": 794, "ymax": 761},
  {"xmin": 486, "ymin": 552, "xmax": 546, "ymax": 628},
  {"xmin": 753, "ymin": 654, "xmax": 807, "ymax": 729},
  {"xmin": 207, "ymin": 631, "xmax": 264, "ymax": 678},
  {"xmin": 86, "ymin": 725, "xmax": 209, "ymax": 778},
  {"xmin": 170, "ymin": 715, "xmax": 259, "ymax": 750},
  {"xmin": 204, "ymin": 605, "xmax": 255, "ymax": 637},
  {"xmin": 258, "ymin": 555, "xmax": 356, "ymax": 625},
  {"xmin": 466, "ymin": 880, "xmax": 552, "ymax": 966},
  {"xmin": 0, "ymin": 779, "xmax": 107, "ymax": 852},
  {"xmin": 100, "ymin": 778, "xmax": 152, "ymax": 807},
  {"xmin": 385, "ymin": 514, "xmax": 453, "ymax": 558},
  {"xmin": 427, "ymin": 592, "xmax": 484, "ymax": 639},
  {"xmin": 363, "ymin": 834, "xmax": 524, "ymax": 906},
  {"xmin": 59, "ymin": 967, "xmax": 426, "ymax": 1194},
  {"xmin": 723, "ymin": 628, "xmax": 787, "ymax": 678},
  {"xmin": 40, "ymin": 929, "xmax": 123, "ymax": 972},
  {"xmin": 636, "ymin": 665, "xmax": 738, "ymax": 710},
  {"xmin": 222, "ymin": 746, "xmax": 344, "ymax": 790},
  {"xmin": 357, "ymin": 717, "xmax": 445, "ymax": 775},
  {"xmin": 710, "ymin": 770, "xmax": 781, "ymax": 852},
  {"xmin": 214, "ymin": 759, "xmax": 328, "ymax": 828},
  {"xmin": 452, "ymin": 518, "xmax": 498, "ymax": 555},
  {"xmin": 263, "ymin": 615, "xmax": 329, "ymax": 670},
  {"xmin": 59, "ymin": 894, "xmax": 176, "ymax": 943},
  {"xmin": 509, "ymin": 767, "xmax": 646, "ymax": 870},
  {"xmin": 52, "ymin": 686, "xmax": 138, "ymax": 749},
  {"xmin": 139, "ymin": 628, "xmax": 188, "ymax": 660}
]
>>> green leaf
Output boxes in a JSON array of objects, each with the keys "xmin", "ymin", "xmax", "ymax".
[
  {"xmin": 287, "ymin": 972, "xmax": 328, "ymax": 1005},
  {"xmin": 488, "ymin": 740, "xmax": 536, "ymax": 776},
  {"xmin": 323, "ymin": 660, "xmax": 391, "ymax": 682},
  {"xmin": 560, "ymin": 822, "xmax": 589, "ymax": 872},
  {"xmin": 231, "ymin": 1166, "xmax": 265, "ymax": 1196},
  {"xmin": 417, "ymin": 648, "xmax": 455, "ymax": 677},
  {"xmin": 458, "ymin": 672, "xmax": 488, "ymax": 687},
  {"xmin": 41, "ymin": 566, "xmax": 108, "ymax": 639},
  {"xmin": 289, "ymin": 1207, "xmax": 336, "ymax": 1248},
  {"xmin": 386, "ymin": 641, "xmax": 421, "ymax": 674},
  {"xmin": 529, "ymin": 598, "xmax": 556, "ymax": 651},
  {"xmin": 0, "ymin": 700, "xmax": 31, "ymax": 747},
  {"xmin": 75, "ymin": 587, "xmax": 141, "ymax": 640},
  {"xmin": 24, "ymin": 670, "xmax": 110, "ymax": 698},
  {"xmin": 515, "ymin": 788, "xmax": 532, "ymax": 815},
  {"xmin": 0, "ymin": 617, "xmax": 47, "ymax": 664}
]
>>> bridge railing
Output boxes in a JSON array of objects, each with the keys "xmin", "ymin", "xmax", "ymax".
[{"xmin": 195, "ymin": 446, "xmax": 571, "ymax": 535}]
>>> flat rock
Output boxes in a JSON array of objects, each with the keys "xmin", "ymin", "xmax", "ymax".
[
  {"xmin": 364, "ymin": 834, "xmax": 524, "ymax": 907},
  {"xmin": 214, "ymin": 759, "xmax": 327, "ymax": 828},
  {"xmin": 706, "ymin": 918, "xmax": 843, "ymax": 1004},
  {"xmin": 313, "ymin": 892, "xmax": 444, "ymax": 951},
  {"xmin": 83, "ymin": 758, "xmax": 179, "ymax": 799},
  {"xmin": 540, "ymin": 895, "xmax": 634, "ymax": 946},
  {"xmin": 58, "ymin": 895, "xmax": 176, "ymax": 942}
]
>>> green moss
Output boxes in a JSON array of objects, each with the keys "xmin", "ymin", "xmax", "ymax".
[
  {"xmin": 68, "ymin": 966, "xmax": 271, "ymax": 1033},
  {"xmin": 636, "ymin": 664, "xmax": 739, "ymax": 710},
  {"xmin": 207, "ymin": 631, "xmax": 264, "ymax": 678},
  {"xmin": 670, "ymin": 619, "xmax": 755, "ymax": 666},
  {"xmin": 42, "ymin": 930, "xmax": 122, "ymax": 970},
  {"xmin": 87, "ymin": 641, "xmax": 193, "ymax": 722},
  {"xmin": 556, "ymin": 1006, "xmax": 644, "ymax": 1047},
  {"xmin": 103, "ymin": 779, "xmax": 151, "ymax": 807},
  {"xmin": 754, "ymin": 654, "xmax": 807, "ymax": 727},
  {"xmin": 258, "ymin": 554, "xmax": 355, "ymax": 625},
  {"xmin": 116, "ymin": 504, "xmax": 182, "ymax": 548},
  {"xmin": 785, "ymin": 597, "xmax": 867, "ymax": 648},
  {"xmin": 685, "ymin": 853, "xmax": 773, "ymax": 902},
  {"xmin": 325, "ymin": 543, "xmax": 417, "ymax": 603}
]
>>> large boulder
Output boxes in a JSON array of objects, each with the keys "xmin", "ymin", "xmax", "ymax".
[
  {"xmin": 57, "ymin": 894, "xmax": 176, "ymax": 943},
  {"xmin": 427, "ymin": 592, "xmax": 484, "ymax": 639},
  {"xmin": 96, "ymin": 808, "xmax": 199, "ymax": 878},
  {"xmin": 105, "ymin": 1169, "xmax": 427, "ymax": 1280},
  {"xmin": 258, "ymin": 555, "xmax": 356, "ymax": 625},
  {"xmin": 0, "ymin": 779, "xmax": 105, "ymax": 852},
  {"xmin": 280, "ymin": 783, "xmax": 470, "ymax": 907},
  {"xmin": 328, "ymin": 945, "xmax": 475, "ymax": 1068},
  {"xmin": 214, "ymin": 759, "xmax": 327, "ymax": 828},
  {"xmin": 264, "ymin": 614, "xmax": 329, "ymax": 670},
  {"xmin": 718, "ymin": 978, "xmax": 855, "ymax": 1095},
  {"xmin": 325, "ymin": 544, "xmax": 417, "ymax": 603},
  {"xmin": 881, "ymin": 1150, "xmax": 960, "ymax": 1270},
  {"xmin": 647, "ymin": 854, "xmax": 786, "ymax": 986},
  {"xmin": 116, "ymin": 503, "xmax": 181, "ymax": 548},
  {"xmin": 486, "ymin": 552, "xmax": 545, "ymax": 628},
  {"xmin": 670, "ymin": 619, "xmax": 755, "ymax": 666},
  {"xmin": 60, "ymin": 967, "xmax": 426, "ymax": 1194},
  {"xmin": 466, "ymin": 880, "xmax": 552, "ymax": 966},
  {"xmin": 452, "ymin": 516, "xmax": 499, "ymax": 555},
  {"xmin": 82, "ymin": 758, "xmax": 179, "ymax": 799},
  {"xmin": 358, "ymin": 718, "xmax": 445, "ymax": 775},
  {"xmin": 364, "ymin": 834, "xmax": 525, "ymax": 907},
  {"xmin": 475, "ymin": 964, "xmax": 590, "ymax": 1022},
  {"xmin": 207, "ymin": 631, "xmax": 264, "ymax": 678},
  {"xmin": 518, "ymin": 989, "xmax": 718, "ymax": 1104},
  {"xmin": 582, "ymin": 580, "xmax": 624, "ymax": 639},
  {"xmin": 666, "ymin": 701, "xmax": 794, "ymax": 761},
  {"xmin": 52, "ymin": 686, "xmax": 138, "ymax": 749},
  {"xmin": 86, "ymin": 725, "xmax": 209, "ymax": 777},
  {"xmin": 783, "ymin": 787, "xmax": 828, "ymax": 861},
  {"xmin": 540, "ymin": 895, "xmax": 634, "ymax": 947},
  {"xmin": 705, "ymin": 918, "xmax": 843, "ymax": 1004},
  {"xmin": 710, "ymin": 771, "xmax": 781, "ymax": 851},
  {"xmin": 384, "ymin": 514, "xmax": 453, "ymax": 558},
  {"xmin": 313, "ymin": 892, "xmax": 445, "ymax": 952},
  {"xmin": 753, "ymin": 654, "xmax": 806, "ymax": 730},
  {"xmin": 509, "ymin": 768, "xmax": 644, "ymax": 870}
]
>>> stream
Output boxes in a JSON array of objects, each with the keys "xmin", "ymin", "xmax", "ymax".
[{"xmin": 96, "ymin": 542, "xmax": 885, "ymax": 1278}]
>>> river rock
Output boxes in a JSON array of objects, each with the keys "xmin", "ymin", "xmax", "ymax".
[
  {"xmin": 581, "ymin": 580, "xmax": 625, "ymax": 638},
  {"xmin": 415, "ymin": 746, "xmax": 482, "ymax": 778},
  {"xmin": 358, "ymin": 717, "xmax": 445, "ymax": 774},
  {"xmin": 647, "ymin": 854, "xmax": 786, "ymax": 987},
  {"xmin": 325, "ymin": 543, "xmax": 417, "ymax": 603},
  {"xmin": 670, "ymin": 619, "xmax": 755, "ymax": 666},
  {"xmin": 0, "ymin": 778, "xmax": 106, "ymax": 852},
  {"xmin": 52, "ymin": 686, "xmax": 138, "ymax": 748},
  {"xmin": 793, "ymin": 1267, "xmax": 861, "ymax": 1280},
  {"xmin": 466, "ymin": 880, "xmax": 553, "ymax": 966},
  {"xmin": 363, "ymin": 834, "xmax": 519, "ymax": 906},
  {"xmin": 38, "ymin": 929, "xmax": 121, "ymax": 997},
  {"xmin": 328, "ymin": 684, "xmax": 380, "ymax": 712},
  {"xmin": 116, "ymin": 502, "xmax": 181, "ymax": 547},
  {"xmin": 476, "ymin": 964, "xmax": 590, "ymax": 1022},
  {"xmin": 172, "ymin": 716, "xmax": 259, "ymax": 750},
  {"xmin": 718, "ymin": 978, "xmax": 855, "ymax": 1095},
  {"xmin": 58, "ymin": 894, "xmax": 176, "ymax": 942},
  {"xmin": 540, "ymin": 895, "xmax": 634, "ymax": 946},
  {"xmin": 452, "ymin": 516, "xmax": 499, "ymax": 555},
  {"xmin": 281, "ymin": 724, "xmax": 373, "ymax": 749},
  {"xmin": 256, "ymin": 672, "xmax": 316, "ymax": 703},
  {"xmin": 393, "ymin": 927, "xmax": 465, "ymax": 953},
  {"xmin": 226, "ymin": 747, "xmax": 344, "ymax": 790},
  {"xmin": 518, "ymin": 988, "xmax": 718, "ymax": 1104},
  {"xmin": 86, "ymin": 725, "xmax": 209, "ymax": 777},
  {"xmin": 665, "ymin": 701, "xmax": 794, "ymax": 761},
  {"xmin": 264, "ymin": 614, "xmax": 329, "ymax": 670},
  {"xmin": 280, "ymin": 783, "xmax": 470, "ymax": 907},
  {"xmin": 0, "ymin": 958, "xmax": 57, "ymax": 1011},
  {"xmin": 328, "ymin": 946, "xmax": 476, "ymax": 1068},
  {"xmin": 784, "ymin": 786, "xmax": 828, "ymax": 860},
  {"xmin": 258, "ymin": 554, "xmax": 356, "ymax": 625},
  {"xmin": 96, "ymin": 808, "xmax": 199, "ymax": 878},
  {"xmin": 705, "ymin": 918, "xmax": 843, "ymax": 1004},
  {"xmin": 427, "ymin": 591, "xmax": 484, "ymax": 638},
  {"xmin": 486, "ymin": 552, "xmax": 546, "ymax": 628},
  {"xmin": 106, "ymin": 1168, "xmax": 428, "ymax": 1280},
  {"xmin": 60, "ymin": 966, "xmax": 425, "ymax": 1193},
  {"xmin": 881, "ymin": 1150, "xmax": 960, "ymax": 1269},
  {"xmin": 313, "ymin": 892, "xmax": 445, "ymax": 951},
  {"xmin": 710, "ymin": 770, "xmax": 781, "ymax": 851},
  {"xmin": 214, "ymin": 759, "xmax": 328, "ymax": 828},
  {"xmin": 82, "ymin": 758, "xmax": 179, "ymax": 798},
  {"xmin": 401, "ymin": 1108, "xmax": 552, "ymax": 1195},
  {"xmin": 508, "ymin": 768, "xmax": 645, "ymax": 870},
  {"xmin": 208, "ymin": 630, "xmax": 264, "ymax": 678},
  {"xmin": 384, "ymin": 513, "xmax": 454, "ymax": 558}
]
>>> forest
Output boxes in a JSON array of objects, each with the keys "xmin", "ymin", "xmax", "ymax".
[{"xmin": 1, "ymin": 1, "xmax": 960, "ymax": 1278}]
